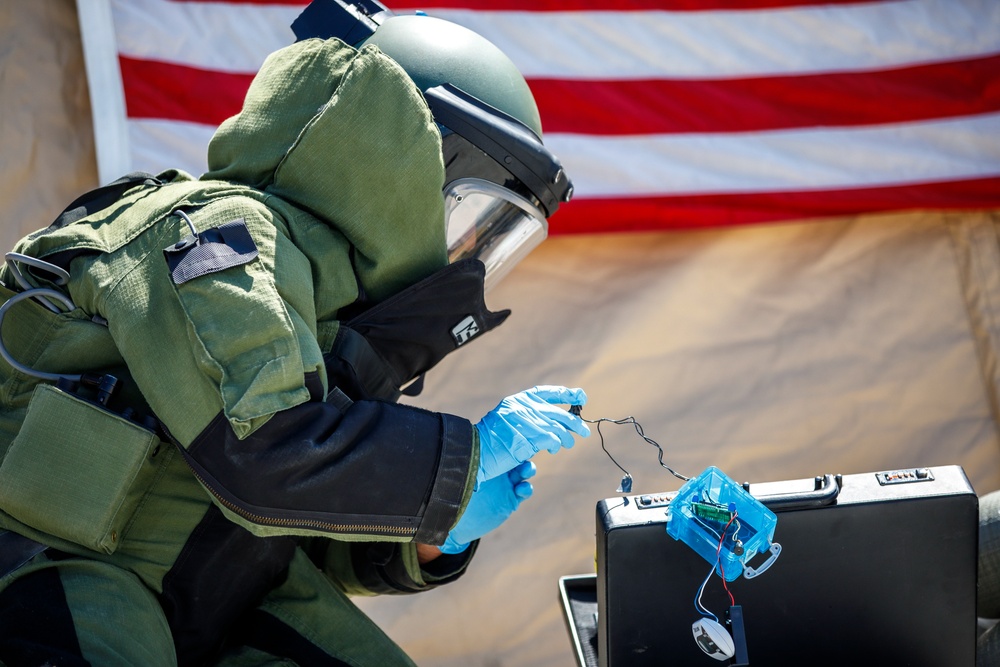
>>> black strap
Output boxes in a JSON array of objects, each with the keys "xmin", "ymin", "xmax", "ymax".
[
  {"xmin": 31, "ymin": 172, "xmax": 163, "ymax": 239},
  {"xmin": 0, "ymin": 530, "xmax": 47, "ymax": 579},
  {"xmin": 25, "ymin": 172, "xmax": 166, "ymax": 271}
]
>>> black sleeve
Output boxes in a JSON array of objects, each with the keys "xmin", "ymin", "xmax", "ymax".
[
  {"xmin": 176, "ymin": 377, "xmax": 474, "ymax": 546},
  {"xmin": 300, "ymin": 538, "xmax": 480, "ymax": 596}
]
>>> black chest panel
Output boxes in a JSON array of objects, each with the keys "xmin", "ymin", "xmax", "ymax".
[{"xmin": 325, "ymin": 258, "xmax": 508, "ymax": 402}]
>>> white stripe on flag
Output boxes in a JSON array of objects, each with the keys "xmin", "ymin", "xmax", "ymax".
[
  {"xmin": 129, "ymin": 112, "xmax": 1000, "ymax": 199},
  {"xmin": 547, "ymin": 112, "xmax": 1000, "ymax": 197},
  {"xmin": 128, "ymin": 118, "xmax": 216, "ymax": 177},
  {"xmin": 111, "ymin": 0, "xmax": 299, "ymax": 74},
  {"xmin": 435, "ymin": 0, "xmax": 1000, "ymax": 79},
  {"xmin": 111, "ymin": 0, "xmax": 1000, "ymax": 78}
]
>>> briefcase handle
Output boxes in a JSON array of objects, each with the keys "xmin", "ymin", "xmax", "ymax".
[{"xmin": 743, "ymin": 474, "xmax": 842, "ymax": 511}]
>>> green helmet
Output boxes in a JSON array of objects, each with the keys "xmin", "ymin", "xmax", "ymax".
[
  {"xmin": 362, "ymin": 15, "xmax": 543, "ymax": 138},
  {"xmin": 292, "ymin": 0, "xmax": 573, "ymax": 289}
]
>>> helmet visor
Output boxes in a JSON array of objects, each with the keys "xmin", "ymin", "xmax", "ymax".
[{"xmin": 445, "ymin": 179, "xmax": 548, "ymax": 291}]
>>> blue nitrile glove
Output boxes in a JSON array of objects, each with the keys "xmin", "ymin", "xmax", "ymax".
[
  {"xmin": 475, "ymin": 385, "xmax": 589, "ymax": 487},
  {"xmin": 440, "ymin": 461, "xmax": 537, "ymax": 554}
]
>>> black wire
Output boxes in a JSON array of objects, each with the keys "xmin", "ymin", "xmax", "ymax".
[
  {"xmin": 601, "ymin": 498, "xmax": 627, "ymax": 523},
  {"xmin": 594, "ymin": 419, "xmax": 628, "ymax": 475},
  {"xmin": 582, "ymin": 416, "xmax": 691, "ymax": 482}
]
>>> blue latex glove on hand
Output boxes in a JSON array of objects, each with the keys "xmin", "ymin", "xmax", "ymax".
[
  {"xmin": 440, "ymin": 461, "xmax": 537, "ymax": 554},
  {"xmin": 475, "ymin": 385, "xmax": 589, "ymax": 486}
]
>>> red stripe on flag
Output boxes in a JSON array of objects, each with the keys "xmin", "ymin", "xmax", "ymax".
[
  {"xmin": 120, "ymin": 53, "xmax": 1000, "ymax": 134},
  {"xmin": 166, "ymin": 0, "xmax": 885, "ymax": 9},
  {"xmin": 120, "ymin": 56, "xmax": 253, "ymax": 126},
  {"xmin": 166, "ymin": 0, "xmax": 308, "ymax": 4},
  {"xmin": 531, "ymin": 55, "xmax": 1000, "ymax": 135},
  {"xmin": 549, "ymin": 177, "xmax": 1000, "ymax": 234},
  {"xmin": 361, "ymin": 0, "xmax": 884, "ymax": 10}
]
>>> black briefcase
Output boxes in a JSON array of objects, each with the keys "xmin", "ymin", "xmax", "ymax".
[{"xmin": 561, "ymin": 465, "xmax": 978, "ymax": 667}]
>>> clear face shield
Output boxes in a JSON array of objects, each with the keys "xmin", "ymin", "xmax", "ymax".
[
  {"xmin": 444, "ymin": 179, "xmax": 548, "ymax": 292},
  {"xmin": 426, "ymin": 84, "xmax": 573, "ymax": 290},
  {"xmin": 291, "ymin": 3, "xmax": 573, "ymax": 291}
]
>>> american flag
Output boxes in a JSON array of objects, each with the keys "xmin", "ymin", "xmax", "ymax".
[{"xmin": 79, "ymin": 0, "xmax": 1000, "ymax": 234}]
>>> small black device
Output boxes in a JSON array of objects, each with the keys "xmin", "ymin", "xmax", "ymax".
[{"xmin": 291, "ymin": 0, "xmax": 392, "ymax": 45}]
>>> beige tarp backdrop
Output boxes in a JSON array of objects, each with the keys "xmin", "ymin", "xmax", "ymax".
[{"xmin": 4, "ymin": 2, "xmax": 1000, "ymax": 665}]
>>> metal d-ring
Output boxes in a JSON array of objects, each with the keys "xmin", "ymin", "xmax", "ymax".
[
  {"xmin": 0, "ymin": 288, "xmax": 81, "ymax": 382},
  {"xmin": 5, "ymin": 253, "xmax": 71, "ymax": 314}
]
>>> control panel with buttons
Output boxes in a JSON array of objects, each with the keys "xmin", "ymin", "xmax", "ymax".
[
  {"xmin": 876, "ymin": 468, "xmax": 934, "ymax": 485},
  {"xmin": 636, "ymin": 492, "xmax": 674, "ymax": 509}
]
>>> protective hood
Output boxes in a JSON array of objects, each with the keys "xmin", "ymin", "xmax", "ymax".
[{"xmin": 202, "ymin": 38, "xmax": 448, "ymax": 303}]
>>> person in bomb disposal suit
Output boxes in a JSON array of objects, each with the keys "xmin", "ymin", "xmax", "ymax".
[{"xmin": 0, "ymin": 2, "xmax": 589, "ymax": 664}]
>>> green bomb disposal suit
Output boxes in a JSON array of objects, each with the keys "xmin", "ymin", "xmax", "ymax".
[{"xmin": 0, "ymin": 38, "xmax": 505, "ymax": 666}]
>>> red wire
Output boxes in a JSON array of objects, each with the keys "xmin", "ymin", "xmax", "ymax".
[{"xmin": 715, "ymin": 514, "xmax": 737, "ymax": 607}]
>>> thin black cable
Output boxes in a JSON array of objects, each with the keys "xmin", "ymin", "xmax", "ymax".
[
  {"xmin": 594, "ymin": 419, "xmax": 628, "ymax": 475},
  {"xmin": 601, "ymin": 498, "xmax": 627, "ymax": 523},
  {"xmin": 582, "ymin": 416, "xmax": 691, "ymax": 482}
]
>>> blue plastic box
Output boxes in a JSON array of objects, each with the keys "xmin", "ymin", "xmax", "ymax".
[{"xmin": 666, "ymin": 466, "xmax": 778, "ymax": 581}]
